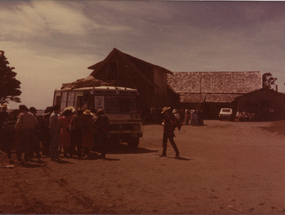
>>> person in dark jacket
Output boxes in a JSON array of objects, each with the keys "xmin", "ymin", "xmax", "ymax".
[
  {"xmin": 94, "ymin": 109, "xmax": 109, "ymax": 159},
  {"xmin": 14, "ymin": 105, "xmax": 38, "ymax": 165},
  {"xmin": 29, "ymin": 107, "xmax": 43, "ymax": 162},
  {"xmin": 41, "ymin": 106, "xmax": 53, "ymax": 156},
  {"xmin": 160, "ymin": 107, "xmax": 181, "ymax": 158},
  {"xmin": 49, "ymin": 105, "xmax": 61, "ymax": 161},
  {"xmin": 3, "ymin": 111, "xmax": 17, "ymax": 163},
  {"xmin": 0, "ymin": 104, "xmax": 9, "ymax": 151},
  {"xmin": 70, "ymin": 108, "xmax": 85, "ymax": 159}
]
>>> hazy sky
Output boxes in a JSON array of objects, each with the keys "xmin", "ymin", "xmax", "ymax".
[{"xmin": 1, "ymin": 1, "xmax": 285, "ymax": 109}]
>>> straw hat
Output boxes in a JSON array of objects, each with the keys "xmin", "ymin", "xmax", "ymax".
[
  {"xmin": 161, "ymin": 107, "xmax": 171, "ymax": 114},
  {"xmin": 1, "ymin": 104, "xmax": 8, "ymax": 108},
  {"xmin": 76, "ymin": 107, "xmax": 84, "ymax": 113},
  {"xmin": 96, "ymin": 109, "xmax": 106, "ymax": 116},
  {"xmin": 64, "ymin": 106, "xmax": 75, "ymax": 113},
  {"xmin": 172, "ymin": 109, "xmax": 178, "ymax": 114},
  {"xmin": 83, "ymin": 109, "xmax": 93, "ymax": 116}
]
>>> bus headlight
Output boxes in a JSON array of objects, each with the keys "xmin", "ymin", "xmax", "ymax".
[{"xmin": 134, "ymin": 124, "xmax": 140, "ymax": 131}]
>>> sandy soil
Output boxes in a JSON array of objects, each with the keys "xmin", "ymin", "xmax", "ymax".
[{"xmin": 1, "ymin": 120, "xmax": 285, "ymax": 214}]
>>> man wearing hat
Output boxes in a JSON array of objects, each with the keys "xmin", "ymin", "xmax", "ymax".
[
  {"xmin": 0, "ymin": 104, "xmax": 9, "ymax": 150},
  {"xmin": 81, "ymin": 110, "xmax": 94, "ymax": 158},
  {"xmin": 94, "ymin": 109, "xmax": 109, "ymax": 159},
  {"xmin": 14, "ymin": 105, "xmax": 39, "ymax": 164},
  {"xmin": 160, "ymin": 107, "xmax": 180, "ymax": 158},
  {"xmin": 69, "ymin": 107, "xmax": 86, "ymax": 159},
  {"xmin": 49, "ymin": 105, "xmax": 61, "ymax": 161}
]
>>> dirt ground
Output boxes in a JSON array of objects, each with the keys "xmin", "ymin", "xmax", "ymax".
[{"xmin": 1, "ymin": 120, "xmax": 285, "ymax": 214}]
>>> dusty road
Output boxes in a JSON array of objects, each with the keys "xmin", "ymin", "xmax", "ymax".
[{"xmin": 1, "ymin": 120, "xmax": 285, "ymax": 214}]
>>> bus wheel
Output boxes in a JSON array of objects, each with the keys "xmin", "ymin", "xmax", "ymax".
[{"xmin": 127, "ymin": 137, "xmax": 139, "ymax": 148}]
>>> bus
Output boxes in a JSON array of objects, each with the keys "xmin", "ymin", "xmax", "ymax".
[{"xmin": 53, "ymin": 85, "xmax": 143, "ymax": 148}]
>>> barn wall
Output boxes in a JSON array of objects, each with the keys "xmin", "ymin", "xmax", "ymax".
[{"xmin": 236, "ymin": 89, "xmax": 285, "ymax": 121}]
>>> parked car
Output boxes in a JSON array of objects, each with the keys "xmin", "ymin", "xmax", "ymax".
[{"xmin": 219, "ymin": 108, "xmax": 233, "ymax": 120}]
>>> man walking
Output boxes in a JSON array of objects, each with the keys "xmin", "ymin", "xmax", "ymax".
[
  {"xmin": 94, "ymin": 109, "xmax": 109, "ymax": 159},
  {"xmin": 14, "ymin": 105, "xmax": 38, "ymax": 165},
  {"xmin": 49, "ymin": 105, "xmax": 61, "ymax": 161},
  {"xmin": 160, "ymin": 107, "xmax": 181, "ymax": 158}
]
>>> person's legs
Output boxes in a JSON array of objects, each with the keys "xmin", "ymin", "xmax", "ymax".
[
  {"xmin": 17, "ymin": 131, "xmax": 25, "ymax": 162},
  {"xmin": 24, "ymin": 131, "xmax": 32, "ymax": 162},
  {"xmin": 169, "ymin": 135, "xmax": 179, "ymax": 157},
  {"xmin": 99, "ymin": 134, "xmax": 108, "ymax": 159},
  {"xmin": 0, "ymin": 129, "xmax": 4, "ymax": 151},
  {"xmin": 160, "ymin": 132, "xmax": 168, "ymax": 157},
  {"xmin": 42, "ymin": 129, "xmax": 50, "ymax": 156},
  {"xmin": 35, "ymin": 141, "xmax": 42, "ymax": 159},
  {"xmin": 70, "ymin": 131, "xmax": 76, "ymax": 157},
  {"xmin": 77, "ymin": 142, "xmax": 82, "ymax": 159},
  {"xmin": 72, "ymin": 130, "xmax": 82, "ymax": 159},
  {"xmin": 17, "ymin": 130, "xmax": 31, "ymax": 163},
  {"xmin": 4, "ymin": 132, "xmax": 12, "ymax": 159},
  {"xmin": 50, "ymin": 131, "xmax": 59, "ymax": 160}
]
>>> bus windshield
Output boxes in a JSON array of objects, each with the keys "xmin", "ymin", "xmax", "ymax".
[{"xmin": 101, "ymin": 96, "xmax": 138, "ymax": 114}]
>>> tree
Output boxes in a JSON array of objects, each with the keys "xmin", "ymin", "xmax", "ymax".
[
  {"xmin": 0, "ymin": 50, "xmax": 21, "ymax": 105},
  {"xmin": 262, "ymin": 73, "xmax": 277, "ymax": 89}
]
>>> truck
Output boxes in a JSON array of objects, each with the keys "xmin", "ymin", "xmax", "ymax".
[{"xmin": 53, "ymin": 82, "xmax": 143, "ymax": 148}]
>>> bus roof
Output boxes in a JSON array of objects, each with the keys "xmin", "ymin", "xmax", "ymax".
[{"xmin": 55, "ymin": 86, "xmax": 139, "ymax": 95}]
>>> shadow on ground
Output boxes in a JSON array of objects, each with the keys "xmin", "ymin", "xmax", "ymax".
[
  {"xmin": 92, "ymin": 143, "xmax": 158, "ymax": 155},
  {"xmin": 174, "ymin": 156, "xmax": 193, "ymax": 161}
]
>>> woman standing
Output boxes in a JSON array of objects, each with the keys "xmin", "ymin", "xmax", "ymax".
[
  {"xmin": 81, "ymin": 110, "xmax": 94, "ymax": 159},
  {"xmin": 59, "ymin": 108, "xmax": 73, "ymax": 157},
  {"xmin": 94, "ymin": 109, "xmax": 109, "ymax": 159}
]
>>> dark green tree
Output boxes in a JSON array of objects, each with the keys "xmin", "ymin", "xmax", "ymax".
[
  {"xmin": 0, "ymin": 50, "xmax": 21, "ymax": 105},
  {"xmin": 262, "ymin": 73, "xmax": 277, "ymax": 89}
]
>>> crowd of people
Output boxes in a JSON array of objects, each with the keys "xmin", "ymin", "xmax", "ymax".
[
  {"xmin": 235, "ymin": 111, "xmax": 258, "ymax": 122},
  {"xmin": 149, "ymin": 107, "xmax": 204, "ymax": 126},
  {"xmin": 0, "ymin": 103, "xmax": 206, "ymax": 165},
  {"xmin": 0, "ymin": 104, "xmax": 110, "ymax": 166},
  {"xmin": 235, "ymin": 108, "xmax": 277, "ymax": 122}
]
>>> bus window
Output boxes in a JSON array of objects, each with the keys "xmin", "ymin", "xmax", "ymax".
[
  {"xmin": 55, "ymin": 96, "xmax": 61, "ymax": 106},
  {"xmin": 76, "ymin": 96, "xmax": 83, "ymax": 109},
  {"xmin": 53, "ymin": 91, "xmax": 61, "ymax": 106},
  {"xmin": 76, "ymin": 91, "xmax": 84, "ymax": 109},
  {"xmin": 61, "ymin": 91, "xmax": 68, "ymax": 109},
  {"xmin": 104, "ymin": 96, "xmax": 138, "ymax": 114},
  {"xmin": 67, "ymin": 91, "xmax": 76, "ymax": 107},
  {"xmin": 83, "ymin": 91, "xmax": 89, "ymax": 102}
]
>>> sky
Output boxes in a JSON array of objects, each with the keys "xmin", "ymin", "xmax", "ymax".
[{"xmin": 1, "ymin": 0, "xmax": 285, "ymax": 110}]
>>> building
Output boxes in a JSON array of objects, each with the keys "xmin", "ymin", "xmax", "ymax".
[
  {"xmin": 235, "ymin": 88, "xmax": 285, "ymax": 121},
  {"xmin": 88, "ymin": 48, "xmax": 179, "ymax": 112},
  {"xmin": 167, "ymin": 71, "xmax": 262, "ymax": 119}
]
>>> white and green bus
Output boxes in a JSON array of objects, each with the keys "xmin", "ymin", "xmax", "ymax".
[{"xmin": 53, "ymin": 85, "xmax": 143, "ymax": 148}]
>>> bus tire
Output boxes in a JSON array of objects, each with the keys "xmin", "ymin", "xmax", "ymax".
[{"xmin": 127, "ymin": 137, "xmax": 139, "ymax": 148}]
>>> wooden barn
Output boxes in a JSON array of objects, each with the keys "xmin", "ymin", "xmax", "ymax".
[
  {"xmin": 88, "ymin": 48, "xmax": 179, "ymax": 112},
  {"xmin": 235, "ymin": 88, "xmax": 285, "ymax": 121},
  {"xmin": 167, "ymin": 71, "xmax": 262, "ymax": 119}
]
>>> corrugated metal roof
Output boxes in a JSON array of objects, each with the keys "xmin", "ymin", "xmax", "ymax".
[
  {"xmin": 168, "ymin": 71, "xmax": 262, "ymax": 94},
  {"xmin": 180, "ymin": 93, "xmax": 243, "ymax": 103},
  {"xmin": 168, "ymin": 71, "xmax": 262, "ymax": 103}
]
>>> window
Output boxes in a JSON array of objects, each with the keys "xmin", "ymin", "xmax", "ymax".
[
  {"xmin": 76, "ymin": 91, "xmax": 83, "ymax": 109},
  {"xmin": 107, "ymin": 61, "xmax": 118, "ymax": 80},
  {"xmin": 67, "ymin": 91, "xmax": 76, "ymax": 107},
  {"xmin": 54, "ymin": 91, "xmax": 61, "ymax": 106},
  {"xmin": 61, "ymin": 92, "xmax": 68, "ymax": 109},
  {"xmin": 104, "ymin": 96, "xmax": 138, "ymax": 113}
]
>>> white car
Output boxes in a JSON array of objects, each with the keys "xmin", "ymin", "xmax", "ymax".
[{"xmin": 219, "ymin": 108, "xmax": 233, "ymax": 120}]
